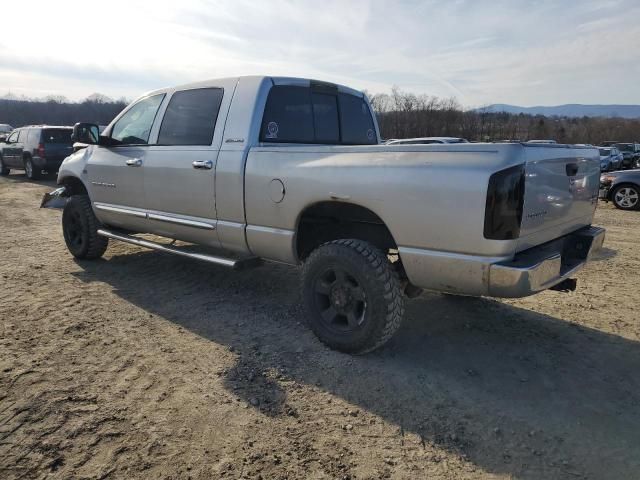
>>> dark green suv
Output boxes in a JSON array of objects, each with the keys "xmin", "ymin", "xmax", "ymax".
[{"xmin": 0, "ymin": 125, "xmax": 73, "ymax": 179}]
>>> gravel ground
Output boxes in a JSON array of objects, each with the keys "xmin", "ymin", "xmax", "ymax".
[{"xmin": 1, "ymin": 173, "xmax": 639, "ymax": 480}]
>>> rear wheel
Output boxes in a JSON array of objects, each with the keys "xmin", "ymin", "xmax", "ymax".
[
  {"xmin": 62, "ymin": 195, "xmax": 108, "ymax": 259},
  {"xmin": 24, "ymin": 156, "xmax": 40, "ymax": 180},
  {"xmin": 301, "ymin": 239, "xmax": 404, "ymax": 354},
  {"xmin": 0, "ymin": 155, "xmax": 9, "ymax": 176},
  {"xmin": 611, "ymin": 184, "xmax": 640, "ymax": 210}
]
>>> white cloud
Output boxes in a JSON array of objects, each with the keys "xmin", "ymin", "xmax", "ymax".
[{"xmin": 0, "ymin": 0, "xmax": 638, "ymax": 106}]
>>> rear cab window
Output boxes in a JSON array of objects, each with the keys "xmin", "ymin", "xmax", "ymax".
[
  {"xmin": 260, "ymin": 84, "xmax": 377, "ymax": 145},
  {"xmin": 338, "ymin": 92, "xmax": 376, "ymax": 144}
]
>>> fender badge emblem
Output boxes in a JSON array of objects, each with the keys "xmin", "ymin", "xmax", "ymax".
[{"xmin": 91, "ymin": 181, "xmax": 116, "ymax": 188}]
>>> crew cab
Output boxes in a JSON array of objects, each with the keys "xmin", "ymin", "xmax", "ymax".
[{"xmin": 42, "ymin": 76, "xmax": 605, "ymax": 353}]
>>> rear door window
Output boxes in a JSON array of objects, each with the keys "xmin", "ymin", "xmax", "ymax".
[
  {"xmin": 42, "ymin": 129, "xmax": 72, "ymax": 144},
  {"xmin": 158, "ymin": 88, "xmax": 224, "ymax": 146},
  {"xmin": 27, "ymin": 129, "xmax": 39, "ymax": 144},
  {"xmin": 338, "ymin": 93, "xmax": 376, "ymax": 145}
]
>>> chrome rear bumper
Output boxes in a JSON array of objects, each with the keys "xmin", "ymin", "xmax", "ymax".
[
  {"xmin": 399, "ymin": 226, "xmax": 605, "ymax": 298},
  {"xmin": 488, "ymin": 226, "xmax": 605, "ymax": 297}
]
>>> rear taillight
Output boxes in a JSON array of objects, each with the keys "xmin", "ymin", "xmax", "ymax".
[
  {"xmin": 37, "ymin": 143, "xmax": 45, "ymax": 158},
  {"xmin": 484, "ymin": 164, "xmax": 525, "ymax": 240}
]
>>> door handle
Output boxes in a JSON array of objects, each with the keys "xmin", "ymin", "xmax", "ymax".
[
  {"xmin": 192, "ymin": 160, "xmax": 213, "ymax": 170},
  {"xmin": 126, "ymin": 158, "xmax": 142, "ymax": 167}
]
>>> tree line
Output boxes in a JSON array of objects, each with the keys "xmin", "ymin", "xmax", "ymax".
[
  {"xmin": 369, "ymin": 87, "xmax": 640, "ymax": 144},
  {"xmin": 1, "ymin": 88, "xmax": 639, "ymax": 145},
  {"xmin": 0, "ymin": 95, "xmax": 128, "ymax": 128}
]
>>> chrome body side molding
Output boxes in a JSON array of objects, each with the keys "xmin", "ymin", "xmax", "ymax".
[
  {"xmin": 147, "ymin": 212, "xmax": 215, "ymax": 230},
  {"xmin": 94, "ymin": 202, "xmax": 146, "ymax": 218},
  {"xmin": 93, "ymin": 202, "xmax": 215, "ymax": 229}
]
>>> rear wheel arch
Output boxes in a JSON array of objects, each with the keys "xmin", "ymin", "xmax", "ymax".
[{"xmin": 294, "ymin": 201, "xmax": 398, "ymax": 262}]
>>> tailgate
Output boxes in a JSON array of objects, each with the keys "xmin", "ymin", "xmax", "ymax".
[
  {"xmin": 43, "ymin": 143, "xmax": 74, "ymax": 161},
  {"xmin": 516, "ymin": 145, "xmax": 600, "ymax": 251},
  {"xmin": 42, "ymin": 128, "xmax": 73, "ymax": 161}
]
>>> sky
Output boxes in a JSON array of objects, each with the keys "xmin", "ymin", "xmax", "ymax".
[{"xmin": 1, "ymin": 0, "xmax": 639, "ymax": 107}]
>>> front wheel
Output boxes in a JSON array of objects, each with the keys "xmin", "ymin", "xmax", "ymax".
[
  {"xmin": 612, "ymin": 184, "xmax": 640, "ymax": 210},
  {"xmin": 62, "ymin": 195, "xmax": 109, "ymax": 259},
  {"xmin": 301, "ymin": 239, "xmax": 405, "ymax": 354}
]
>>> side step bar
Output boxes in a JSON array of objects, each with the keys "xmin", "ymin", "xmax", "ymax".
[{"xmin": 97, "ymin": 229, "xmax": 262, "ymax": 271}]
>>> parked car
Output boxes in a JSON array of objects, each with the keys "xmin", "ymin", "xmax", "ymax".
[
  {"xmin": 600, "ymin": 170, "xmax": 640, "ymax": 210},
  {"xmin": 0, "ymin": 125, "xmax": 74, "ymax": 179},
  {"xmin": 386, "ymin": 137, "xmax": 469, "ymax": 145},
  {"xmin": 0, "ymin": 124, "xmax": 13, "ymax": 142},
  {"xmin": 598, "ymin": 146, "xmax": 623, "ymax": 171},
  {"xmin": 614, "ymin": 143, "xmax": 640, "ymax": 169},
  {"xmin": 41, "ymin": 75, "xmax": 605, "ymax": 354}
]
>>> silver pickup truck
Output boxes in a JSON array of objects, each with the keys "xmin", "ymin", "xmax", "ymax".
[{"xmin": 42, "ymin": 75, "xmax": 605, "ymax": 354}]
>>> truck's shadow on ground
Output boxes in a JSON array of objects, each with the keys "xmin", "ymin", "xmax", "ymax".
[{"xmin": 73, "ymin": 249, "xmax": 640, "ymax": 479}]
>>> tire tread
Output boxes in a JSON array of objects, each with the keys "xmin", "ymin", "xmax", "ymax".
[
  {"xmin": 63, "ymin": 195, "xmax": 108, "ymax": 259},
  {"xmin": 301, "ymin": 238, "xmax": 404, "ymax": 354}
]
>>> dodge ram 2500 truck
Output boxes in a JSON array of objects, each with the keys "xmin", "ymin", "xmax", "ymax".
[{"xmin": 42, "ymin": 76, "xmax": 605, "ymax": 354}]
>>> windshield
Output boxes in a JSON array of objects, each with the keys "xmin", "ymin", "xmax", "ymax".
[
  {"xmin": 599, "ymin": 148, "xmax": 610, "ymax": 156},
  {"xmin": 616, "ymin": 144, "xmax": 633, "ymax": 152},
  {"xmin": 42, "ymin": 129, "xmax": 73, "ymax": 144}
]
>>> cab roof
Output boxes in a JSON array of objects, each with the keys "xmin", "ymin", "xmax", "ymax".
[{"xmin": 143, "ymin": 75, "xmax": 365, "ymax": 99}]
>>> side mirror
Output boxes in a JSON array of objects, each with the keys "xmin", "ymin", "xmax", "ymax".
[{"xmin": 71, "ymin": 122, "xmax": 100, "ymax": 144}]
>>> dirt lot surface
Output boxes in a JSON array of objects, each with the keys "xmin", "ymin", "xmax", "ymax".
[{"xmin": 1, "ymin": 174, "xmax": 639, "ymax": 480}]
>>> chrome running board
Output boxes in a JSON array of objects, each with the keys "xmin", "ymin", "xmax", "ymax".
[{"xmin": 97, "ymin": 229, "xmax": 262, "ymax": 270}]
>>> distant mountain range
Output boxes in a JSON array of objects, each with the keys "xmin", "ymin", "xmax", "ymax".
[{"xmin": 479, "ymin": 104, "xmax": 640, "ymax": 119}]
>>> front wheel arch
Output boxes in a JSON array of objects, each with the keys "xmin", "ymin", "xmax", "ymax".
[{"xmin": 59, "ymin": 176, "xmax": 89, "ymax": 196}]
